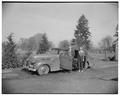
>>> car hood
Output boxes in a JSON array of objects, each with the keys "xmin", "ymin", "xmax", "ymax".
[{"xmin": 33, "ymin": 54, "xmax": 59, "ymax": 62}]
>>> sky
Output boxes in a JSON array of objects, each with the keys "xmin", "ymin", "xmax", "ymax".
[{"xmin": 2, "ymin": 3, "xmax": 118, "ymax": 47}]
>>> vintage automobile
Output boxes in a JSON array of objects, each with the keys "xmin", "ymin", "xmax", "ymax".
[{"xmin": 24, "ymin": 48, "xmax": 73, "ymax": 75}]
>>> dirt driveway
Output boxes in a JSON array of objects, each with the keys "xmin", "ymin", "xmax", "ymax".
[{"xmin": 2, "ymin": 61, "xmax": 118, "ymax": 94}]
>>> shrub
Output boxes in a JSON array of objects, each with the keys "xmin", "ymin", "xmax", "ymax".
[{"xmin": 16, "ymin": 49, "xmax": 32, "ymax": 67}]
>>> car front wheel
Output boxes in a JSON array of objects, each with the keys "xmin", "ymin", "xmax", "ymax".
[{"xmin": 37, "ymin": 65, "xmax": 49, "ymax": 75}]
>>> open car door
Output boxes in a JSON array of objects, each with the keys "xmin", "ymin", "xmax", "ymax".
[{"xmin": 59, "ymin": 55, "xmax": 72, "ymax": 70}]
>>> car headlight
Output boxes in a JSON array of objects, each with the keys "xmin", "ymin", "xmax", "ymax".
[{"xmin": 33, "ymin": 62, "xmax": 43, "ymax": 69}]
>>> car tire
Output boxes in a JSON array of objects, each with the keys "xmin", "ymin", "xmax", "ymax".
[{"xmin": 37, "ymin": 65, "xmax": 49, "ymax": 75}]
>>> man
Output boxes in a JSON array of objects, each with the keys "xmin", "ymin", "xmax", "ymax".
[
  {"xmin": 83, "ymin": 49, "xmax": 90, "ymax": 69},
  {"xmin": 78, "ymin": 47, "xmax": 85, "ymax": 72}
]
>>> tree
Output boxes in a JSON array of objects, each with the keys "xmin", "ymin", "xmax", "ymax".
[
  {"xmin": 18, "ymin": 33, "xmax": 43, "ymax": 51},
  {"xmin": 114, "ymin": 24, "xmax": 118, "ymax": 38},
  {"xmin": 74, "ymin": 14, "xmax": 91, "ymax": 49},
  {"xmin": 70, "ymin": 38, "xmax": 76, "ymax": 45},
  {"xmin": 58, "ymin": 40, "xmax": 70, "ymax": 50},
  {"xmin": 100, "ymin": 36, "xmax": 113, "ymax": 60},
  {"xmin": 48, "ymin": 41, "xmax": 55, "ymax": 49},
  {"xmin": 37, "ymin": 33, "xmax": 50, "ymax": 54},
  {"xmin": 2, "ymin": 33, "xmax": 18, "ymax": 69}
]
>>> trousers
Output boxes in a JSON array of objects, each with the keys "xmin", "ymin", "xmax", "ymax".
[{"xmin": 77, "ymin": 55, "xmax": 84, "ymax": 71}]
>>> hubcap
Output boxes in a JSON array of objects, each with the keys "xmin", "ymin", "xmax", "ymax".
[
  {"xmin": 38, "ymin": 65, "xmax": 49, "ymax": 75},
  {"xmin": 41, "ymin": 67, "xmax": 47, "ymax": 73}
]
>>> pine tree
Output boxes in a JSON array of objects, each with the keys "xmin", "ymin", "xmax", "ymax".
[
  {"xmin": 2, "ymin": 33, "xmax": 18, "ymax": 69},
  {"xmin": 42, "ymin": 33, "xmax": 50, "ymax": 51},
  {"xmin": 37, "ymin": 33, "xmax": 50, "ymax": 54},
  {"xmin": 74, "ymin": 14, "xmax": 91, "ymax": 49}
]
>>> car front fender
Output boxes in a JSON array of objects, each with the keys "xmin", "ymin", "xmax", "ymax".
[{"xmin": 34, "ymin": 62, "xmax": 50, "ymax": 71}]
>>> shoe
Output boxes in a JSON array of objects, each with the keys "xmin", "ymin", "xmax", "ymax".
[{"xmin": 78, "ymin": 70, "xmax": 81, "ymax": 72}]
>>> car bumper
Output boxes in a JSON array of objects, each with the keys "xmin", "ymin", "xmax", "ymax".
[{"xmin": 25, "ymin": 65, "xmax": 36, "ymax": 71}]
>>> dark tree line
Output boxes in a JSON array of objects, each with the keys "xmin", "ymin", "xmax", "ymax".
[
  {"xmin": 19, "ymin": 33, "xmax": 54, "ymax": 52},
  {"xmin": 2, "ymin": 33, "xmax": 53, "ymax": 69}
]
